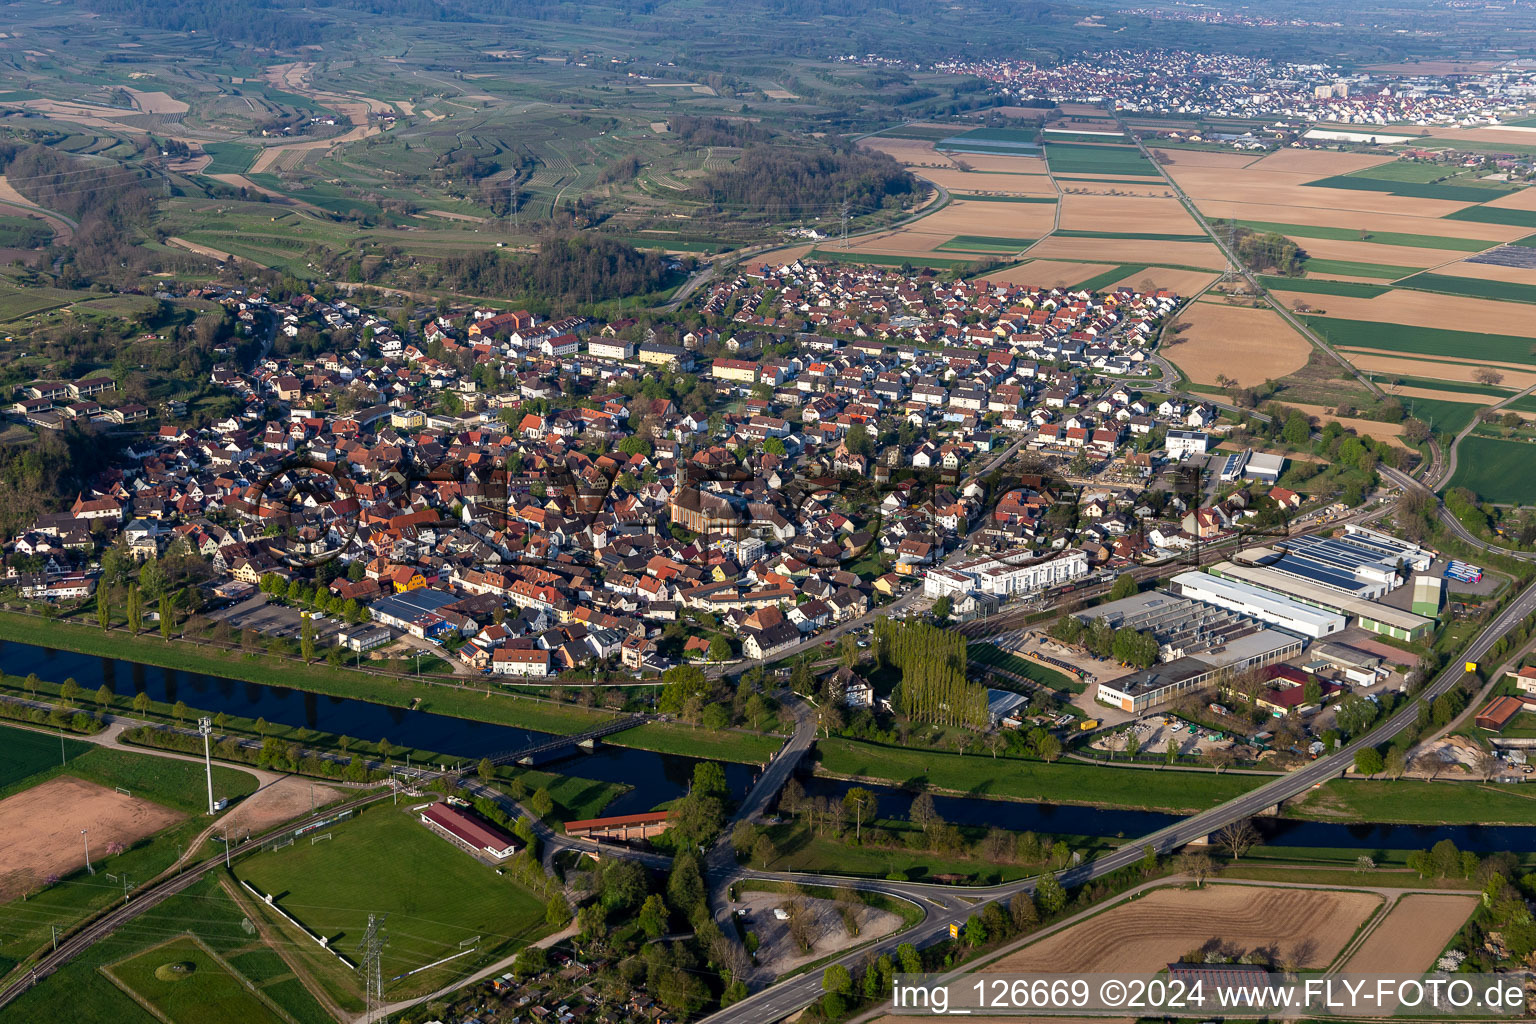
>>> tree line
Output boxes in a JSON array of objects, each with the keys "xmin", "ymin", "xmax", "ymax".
[
  {"xmin": 874, "ymin": 618, "xmax": 988, "ymax": 729},
  {"xmin": 427, "ymin": 232, "xmax": 674, "ymax": 304}
]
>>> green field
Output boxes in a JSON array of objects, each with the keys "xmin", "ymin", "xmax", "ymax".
[
  {"xmin": 1260, "ymin": 276, "xmax": 1391, "ymax": 298},
  {"xmin": 1288, "ymin": 777, "xmax": 1536, "ymax": 825},
  {"xmin": 0, "ymin": 724, "xmax": 90, "ymax": 790},
  {"xmin": 1372, "ymin": 374, "xmax": 1510, "ymax": 398},
  {"xmin": 199, "ymin": 142, "xmax": 258, "ymax": 176},
  {"xmin": 1300, "ymin": 257, "xmax": 1421, "ymax": 280},
  {"xmin": 956, "ymin": 126, "xmax": 1039, "ymax": 144},
  {"xmin": 1445, "ymin": 435, "xmax": 1536, "ymax": 504},
  {"xmin": 946, "ymin": 193, "xmax": 1056, "ymax": 202},
  {"xmin": 1232, "ymin": 219, "xmax": 1496, "ymax": 251},
  {"xmin": 1044, "ymin": 142, "xmax": 1161, "ymax": 177},
  {"xmin": 1395, "ymin": 396, "xmax": 1484, "ymax": 438},
  {"xmin": 1306, "ymin": 173, "xmax": 1517, "ymax": 203},
  {"xmin": 237, "ymin": 805, "xmax": 549, "ymax": 1001},
  {"xmin": 1069, "ymin": 263, "xmax": 1148, "ymax": 291},
  {"xmin": 104, "ymin": 936, "xmax": 288, "ymax": 1024},
  {"xmin": 968, "ymin": 643, "xmax": 1078, "ymax": 692},
  {"xmin": 1301, "ymin": 315, "xmax": 1536, "ymax": 366},
  {"xmin": 1396, "ymin": 271, "xmax": 1536, "ymax": 305},
  {"xmin": 609, "ymin": 721, "xmax": 783, "ymax": 764},
  {"xmin": 808, "ymin": 248, "xmax": 979, "ymax": 270},
  {"xmin": 1, "ymin": 876, "xmax": 332, "ymax": 1024},
  {"xmin": 815, "ymin": 738, "xmax": 1263, "ymax": 813},
  {"xmin": 1444, "ymin": 205, "xmax": 1536, "ymax": 229},
  {"xmin": 951, "ymin": 193, "xmax": 1057, "ymax": 203},
  {"xmin": 937, "ymin": 234, "xmax": 1036, "ymax": 252},
  {"xmin": 1053, "ymin": 229, "xmax": 1208, "ymax": 242}
]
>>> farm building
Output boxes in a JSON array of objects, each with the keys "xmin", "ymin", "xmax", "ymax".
[
  {"xmin": 1476, "ymin": 696, "xmax": 1525, "ymax": 733},
  {"xmin": 565, "ymin": 810, "xmax": 671, "ymax": 842},
  {"xmin": 420, "ymin": 802, "xmax": 521, "ymax": 860}
]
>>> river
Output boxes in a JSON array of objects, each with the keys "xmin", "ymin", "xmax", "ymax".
[{"xmin": 4, "ymin": 640, "xmax": 1533, "ymax": 853}]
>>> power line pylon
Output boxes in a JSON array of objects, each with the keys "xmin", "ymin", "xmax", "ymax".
[{"xmin": 357, "ymin": 912, "xmax": 388, "ymax": 1023}]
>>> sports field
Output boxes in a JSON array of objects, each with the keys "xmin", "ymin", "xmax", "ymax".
[
  {"xmin": 1445, "ymin": 436, "xmax": 1536, "ymax": 504},
  {"xmin": 102, "ymin": 935, "xmax": 288, "ymax": 1024},
  {"xmin": 0, "ymin": 724, "xmax": 91, "ymax": 790},
  {"xmin": 236, "ymin": 805, "xmax": 549, "ymax": 1000}
]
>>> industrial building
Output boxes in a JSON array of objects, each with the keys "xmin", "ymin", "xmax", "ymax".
[
  {"xmin": 1085, "ymin": 589, "xmax": 1308, "ymax": 713},
  {"xmin": 1210, "ymin": 559, "xmax": 1436, "ymax": 642},
  {"xmin": 1172, "ymin": 571, "xmax": 1345, "ymax": 640}
]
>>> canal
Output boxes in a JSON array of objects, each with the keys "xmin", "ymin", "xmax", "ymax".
[{"xmin": 5, "ymin": 640, "xmax": 1533, "ymax": 853}]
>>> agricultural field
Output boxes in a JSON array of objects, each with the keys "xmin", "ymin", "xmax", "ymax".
[
  {"xmin": 1341, "ymin": 894, "xmax": 1476, "ymax": 974},
  {"xmin": 1396, "ymin": 272, "xmax": 1536, "ymax": 305},
  {"xmin": 983, "ymin": 884, "xmax": 1382, "ymax": 973},
  {"xmin": 236, "ymin": 804, "xmax": 550, "ymax": 1005},
  {"xmin": 1163, "ymin": 300, "xmax": 1312, "ymax": 387},
  {"xmin": 1043, "ymin": 142, "xmax": 1161, "ymax": 177},
  {"xmin": 1301, "ymin": 316, "xmax": 1536, "ymax": 366},
  {"xmin": 1446, "ymin": 436, "xmax": 1536, "ymax": 504}
]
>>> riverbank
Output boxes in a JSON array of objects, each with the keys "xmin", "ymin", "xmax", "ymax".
[
  {"xmin": 814, "ymin": 737, "xmax": 1265, "ymax": 814},
  {"xmin": 1286, "ymin": 776, "xmax": 1536, "ymax": 826},
  {"xmin": 0, "ymin": 610, "xmax": 610, "ymax": 735}
]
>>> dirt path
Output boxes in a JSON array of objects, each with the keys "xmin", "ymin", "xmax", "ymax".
[
  {"xmin": 205, "ymin": 173, "xmax": 328, "ymax": 215},
  {"xmin": 0, "ymin": 175, "xmax": 76, "ymax": 245}
]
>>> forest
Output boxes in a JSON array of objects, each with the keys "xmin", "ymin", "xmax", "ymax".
[
  {"xmin": 1223, "ymin": 223, "xmax": 1306, "ymax": 277},
  {"xmin": 427, "ymin": 233, "xmax": 677, "ymax": 304},
  {"xmin": 699, "ymin": 146, "xmax": 916, "ymax": 222}
]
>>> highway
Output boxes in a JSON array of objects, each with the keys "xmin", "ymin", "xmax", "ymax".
[{"xmin": 698, "ymin": 574, "xmax": 1536, "ymax": 1024}]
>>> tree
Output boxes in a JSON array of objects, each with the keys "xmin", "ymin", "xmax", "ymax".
[
  {"xmin": 1215, "ymin": 819, "xmax": 1259, "ymax": 860},
  {"xmin": 132, "ymin": 691, "xmax": 150, "ymax": 716},
  {"xmin": 843, "ymin": 787, "xmax": 877, "ymax": 842},
  {"xmin": 1109, "ymin": 573, "xmax": 1138, "ymax": 600},
  {"xmin": 95, "ymin": 684, "xmax": 112, "ymax": 709},
  {"xmin": 824, "ymin": 964, "xmax": 853, "ymax": 999},
  {"xmin": 1010, "ymin": 891, "xmax": 1038, "ymax": 933},
  {"xmin": 300, "ymin": 612, "xmax": 315, "ymax": 663},
  {"xmin": 478, "ymin": 757, "xmax": 495, "ymax": 782},
  {"xmin": 530, "ymin": 787, "xmax": 555, "ymax": 817},
  {"xmin": 60, "ymin": 677, "xmax": 80, "ymax": 705},
  {"xmin": 172, "ymin": 700, "xmax": 188, "ymax": 725},
  {"xmin": 752, "ymin": 833, "xmax": 776, "ymax": 868},
  {"xmin": 667, "ymin": 852, "xmax": 705, "ymax": 914},
  {"xmin": 126, "ymin": 584, "xmax": 142, "ymax": 634},
  {"xmin": 637, "ymin": 893, "xmax": 669, "ymax": 939},
  {"xmin": 931, "ymin": 595, "xmax": 952, "ymax": 622},
  {"xmin": 159, "ymin": 591, "xmax": 176, "ymax": 640},
  {"xmin": 545, "ymin": 892, "xmax": 571, "ymax": 927},
  {"xmin": 1475, "ymin": 367, "xmax": 1505, "ymax": 387},
  {"xmin": 1384, "ymin": 747, "xmax": 1407, "ymax": 781},
  {"xmin": 97, "ymin": 590, "xmax": 111, "ymax": 632},
  {"xmin": 1178, "ymin": 850, "xmax": 1215, "ymax": 887},
  {"xmin": 1354, "ymin": 747, "xmax": 1385, "ymax": 777},
  {"xmin": 1034, "ymin": 871, "xmax": 1067, "ymax": 916}
]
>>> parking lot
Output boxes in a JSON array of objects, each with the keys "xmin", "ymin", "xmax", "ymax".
[{"xmin": 209, "ymin": 594, "xmax": 347, "ymax": 645}]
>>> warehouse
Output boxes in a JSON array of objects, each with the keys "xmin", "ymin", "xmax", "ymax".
[
  {"xmin": 1209, "ymin": 559, "xmax": 1436, "ymax": 641},
  {"xmin": 1172, "ymin": 571, "xmax": 1345, "ymax": 640}
]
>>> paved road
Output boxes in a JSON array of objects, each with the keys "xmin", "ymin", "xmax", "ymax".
[
  {"xmin": 697, "ymin": 574, "xmax": 1536, "ymax": 1024},
  {"xmin": 1127, "ymin": 130, "xmax": 1384, "ymax": 402},
  {"xmin": 1380, "ymin": 464, "xmax": 1536, "ymax": 562}
]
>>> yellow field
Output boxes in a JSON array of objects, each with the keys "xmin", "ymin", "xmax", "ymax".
[{"xmin": 1163, "ymin": 300, "xmax": 1311, "ymax": 386}]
